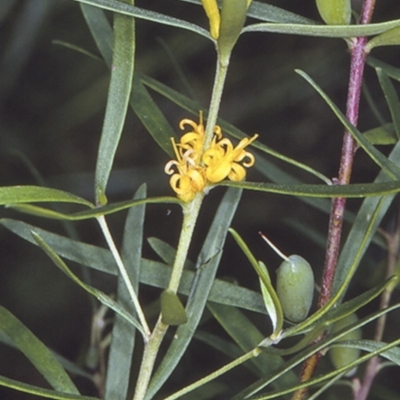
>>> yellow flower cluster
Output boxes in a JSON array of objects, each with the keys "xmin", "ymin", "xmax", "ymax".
[{"xmin": 165, "ymin": 114, "xmax": 258, "ymax": 202}]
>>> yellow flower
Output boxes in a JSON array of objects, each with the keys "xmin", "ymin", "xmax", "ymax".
[
  {"xmin": 165, "ymin": 139, "xmax": 206, "ymax": 202},
  {"xmin": 178, "ymin": 113, "xmax": 222, "ymax": 164},
  {"xmin": 203, "ymin": 134, "xmax": 258, "ymax": 183},
  {"xmin": 165, "ymin": 114, "xmax": 257, "ymax": 202}
]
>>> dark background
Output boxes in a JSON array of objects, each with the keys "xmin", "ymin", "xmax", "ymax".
[{"xmin": 0, "ymin": 1, "xmax": 399, "ymax": 399}]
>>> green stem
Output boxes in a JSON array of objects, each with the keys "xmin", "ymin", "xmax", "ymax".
[
  {"xmin": 132, "ymin": 192, "xmax": 204, "ymax": 400},
  {"xmin": 168, "ymin": 193, "xmax": 204, "ymax": 293},
  {"xmin": 203, "ymin": 52, "xmax": 230, "ymax": 151},
  {"xmin": 164, "ymin": 347, "xmax": 262, "ymax": 400},
  {"xmin": 132, "ymin": 38, "xmax": 233, "ymax": 400},
  {"xmin": 132, "ymin": 316, "xmax": 168, "ymax": 400}
]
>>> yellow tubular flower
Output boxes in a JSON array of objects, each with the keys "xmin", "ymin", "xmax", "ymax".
[
  {"xmin": 201, "ymin": 0, "xmax": 220, "ymax": 39},
  {"xmin": 165, "ymin": 114, "xmax": 257, "ymax": 201},
  {"xmin": 165, "ymin": 139, "xmax": 206, "ymax": 202},
  {"xmin": 203, "ymin": 134, "xmax": 258, "ymax": 183}
]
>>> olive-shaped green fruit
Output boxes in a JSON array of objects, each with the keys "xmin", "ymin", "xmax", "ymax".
[
  {"xmin": 316, "ymin": 0, "xmax": 351, "ymax": 25},
  {"xmin": 276, "ymin": 255, "xmax": 314, "ymax": 322},
  {"xmin": 329, "ymin": 313, "xmax": 362, "ymax": 376}
]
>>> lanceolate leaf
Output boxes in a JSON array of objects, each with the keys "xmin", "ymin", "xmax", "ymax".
[
  {"xmin": 242, "ymin": 18, "xmax": 400, "ymax": 38},
  {"xmin": 297, "ymin": 69, "xmax": 400, "ymax": 180},
  {"xmin": 131, "ymin": 78, "xmax": 175, "ymax": 157},
  {"xmin": 179, "ymin": 0, "xmax": 315, "ymax": 24},
  {"xmin": 222, "ymin": 180, "xmax": 400, "ymax": 197},
  {"xmin": 332, "ymin": 141, "xmax": 400, "ymax": 297},
  {"xmin": 367, "ymin": 57, "xmax": 400, "ymax": 81},
  {"xmin": 329, "ymin": 339, "xmax": 400, "ymax": 366},
  {"xmin": 6, "ymin": 196, "xmax": 181, "ymax": 220},
  {"xmin": 233, "ymin": 304, "xmax": 400, "ymax": 399},
  {"xmin": 72, "ymin": 0, "xmax": 210, "ymax": 39},
  {"xmin": 376, "ymin": 68, "xmax": 400, "ymax": 140},
  {"xmin": 0, "ymin": 219, "xmax": 266, "ymax": 314},
  {"xmin": 0, "ymin": 375, "xmax": 98, "ymax": 400},
  {"xmin": 104, "ymin": 185, "xmax": 146, "ymax": 400},
  {"xmin": 31, "ymin": 231, "xmax": 145, "ymax": 336},
  {"xmin": 0, "ymin": 186, "xmax": 93, "ymax": 207},
  {"xmin": 0, "ymin": 306, "xmax": 79, "ymax": 394},
  {"xmin": 94, "ymin": 0, "xmax": 135, "ymax": 204},
  {"xmin": 145, "ymin": 188, "xmax": 243, "ymax": 399}
]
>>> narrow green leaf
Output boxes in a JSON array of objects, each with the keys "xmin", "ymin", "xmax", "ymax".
[
  {"xmin": 283, "ymin": 276, "xmax": 396, "ymax": 339},
  {"xmin": 297, "ymin": 69, "xmax": 400, "ymax": 180},
  {"xmin": 233, "ymin": 304, "xmax": 400, "ymax": 399},
  {"xmin": 94, "ymin": 3, "xmax": 135, "ymax": 204},
  {"xmin": 80, "ymin": 4, "xmax": 113, "ymax": 65},
  {"xmin": 1, "ymin": 219, "xmax": 266, "ymax": 313},
  {"xmin": 368, "ymin": 57, "xmax": 400, "ymax": 82},
  {"xmin": 146, "ymin": 188, "xmax": 242, "ymax": 399},
  {"xmin": 376, "ymin": 68, "xmax": 400, "ymax": 139},
  {"xmin": 222, "ymin": 180, "xmax": 400, "ymax": 197},
  {"xmin": 104, "ymin": 184, "xmax": 146, "ymax": 400},
  {"xmin": 332, "ymin": 141, "xmax": 400, "ymax": 297},
  {"xmin": 147, "ymin": 237, "xmax": 177, "ymax": 265},
  {"xmin": 31, "ymin": 231, "xmax": 145, "ymax": 336},
  {"xmin": 242, "ymin": 18, "xmax": 400, "ymax": 38},
  {"xmin": 228, "ymin": 228, "xmax": 283, "ymax": 337},
  {"xmin": 131, "ymin": 78, "xmax": 175, "ymax": 157},
  {"xmin": 0, "ymin": 185, "xmax": 93, "ymax": 207},
  {"xmin": 0, "ymin": 306, "xmax": 79, "ymax": 394},
  {"xmin": 179, "ymin": 0, "xmax": 315, "ymax": 24},
  {"xmin": 7, "ymin": 196, "xmax": 181, "ymax": 220},
  {"xmin": 364, "ymin": 123, "xmax": 396, "ymax": 145},
  {"xmin": 0, "ymin": 375, "xmax": 98, "ymax": 400},
  {"xmin": 51, "ymin": 40, "xmax": 103, "ymax": 62},
  {"xmin": 367, "ymin": 26, "xmax": 400, "ymax": 51},
  {"xmin": 72, "ymin": 0, "xmax": 210, "ymax": 39},
  {"xmin": 207, "ymin": 303, "xmax": 297, "ymax": 389},
  {"xmin": 329, "ymin": 339, "xmax": 400, "ymax": 366}
]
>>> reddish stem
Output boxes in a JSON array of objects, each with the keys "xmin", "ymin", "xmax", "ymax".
[{"xmin": 291, "ymin": 2, "xmax": 376, "ymax": 399}]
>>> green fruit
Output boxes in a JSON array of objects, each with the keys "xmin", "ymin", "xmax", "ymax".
[
  {"xmin": 276, "ymin": 255, "xmax": 314, "ymax": 322},
  {"xmin": 329, "ymin": 313, "xmax": 362, "ymax": 376},
  {"xmin": 316, "ymin": 0, "xmax": 351, "ymax": 25}
]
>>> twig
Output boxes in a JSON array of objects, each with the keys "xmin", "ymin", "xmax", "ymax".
[{"xmin": 291, "ymin": 1, "xmax": 376, "ymax": 399}]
